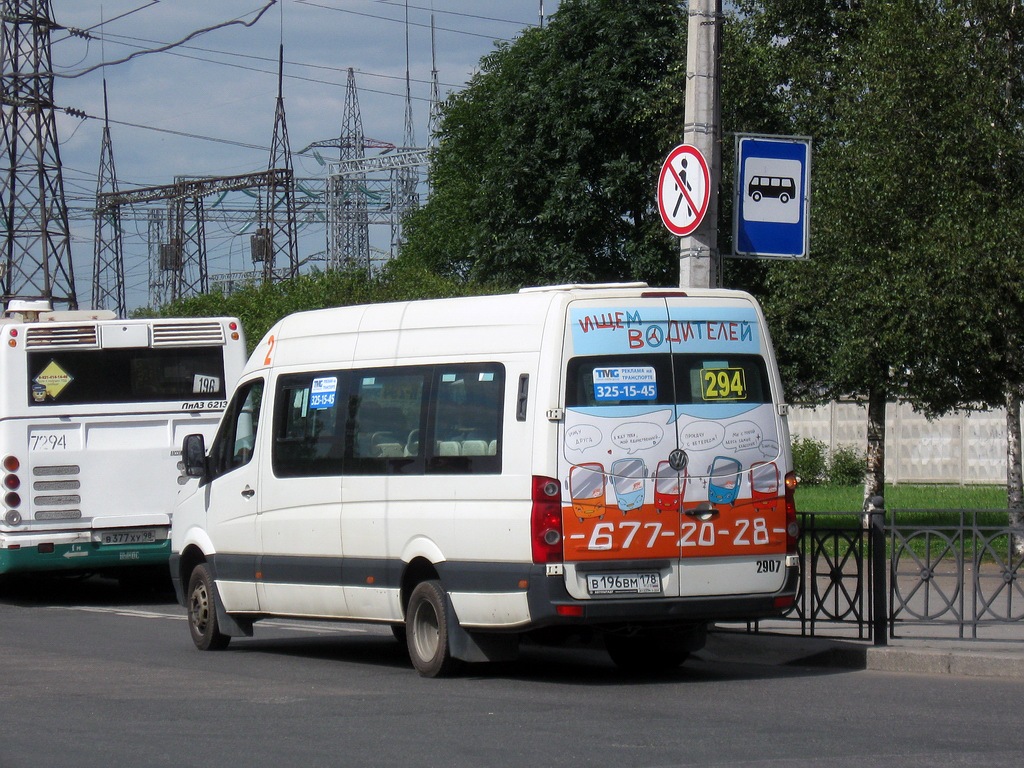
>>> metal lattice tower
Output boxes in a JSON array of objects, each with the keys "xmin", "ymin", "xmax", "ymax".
[
  {"xmin": 427, "ymin": 15, "xmax": 440, "ymax": 152},
  {"xmin": 91, "ymin": 83, "xmax": 125, "ymax": 316},
  {"xmin": 1, "ymin": 0, "xmax": 78, "ymax": 309},
  {"xmin": 392, "ymin": 2, "xmax": 419, "ymax": 256},
  {"xmin": 261, "ymin": 44, "xmax": 299, "ymax": 283},
  {"xmin": 146, "ymin": 209, "xmax": 170, "ymax": 308},
  {"xmin": 328, "ymin": 68, "xmax": 370, "ymax": 272}
]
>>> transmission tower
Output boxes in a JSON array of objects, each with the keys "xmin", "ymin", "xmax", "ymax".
[
  {"xmin": 427, "ymin": 14, "xmax": 440, "ymax": 152},
  {"xmin": 392, "ymin": 1, "xmax": 419, "ymax": 256},
  {"xmin": 1, "ymin": 0, "xmax": 78, "ymax": 309},
  {"xmin": 146, "ymin": 209, "xmax": 170, "ymax": 308},
  {"xmin": 260, "ymin": 44, "xmax": 299, "ymax": 283},
  {"xmin": 91, "ymin": 82, "xmax": 125, "ymax": 316},
  {"xmin": 327, "ymin": 68, "xmax": 370, "ymax": 272}
]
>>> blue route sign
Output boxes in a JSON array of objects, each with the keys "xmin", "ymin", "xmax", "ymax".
[{"xmin": 733, "ymin": 134, "xmax": 811, "ymax": 259}]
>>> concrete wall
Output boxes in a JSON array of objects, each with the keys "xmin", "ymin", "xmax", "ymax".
[{"xmin": 789, "ymin": 402, "xmax": 1007, "ymax": 485}]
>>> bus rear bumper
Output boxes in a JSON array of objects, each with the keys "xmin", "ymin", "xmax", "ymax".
[{"xmin": 0, "ymin": 530, "xmax": 171, "ymax": 575}]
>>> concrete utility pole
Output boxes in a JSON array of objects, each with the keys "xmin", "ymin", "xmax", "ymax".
[{"xmin": 679, "ymin": 0, "xmax": 722, "ymax": 289}]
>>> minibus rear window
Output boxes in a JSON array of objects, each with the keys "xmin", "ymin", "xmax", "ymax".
[{"xmin": 566, "ymin": 354, "xmax": 772, "ymax": 407}]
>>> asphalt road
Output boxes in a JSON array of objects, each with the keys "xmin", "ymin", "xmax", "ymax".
[{"xmin": 0, "ymin": 573, "xmax": 1020, "ymax": 768}]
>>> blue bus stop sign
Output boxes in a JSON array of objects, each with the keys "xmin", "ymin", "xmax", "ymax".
[{"xmin": 733, "ymin": 135, "xmax": 811, "ymax": 259}]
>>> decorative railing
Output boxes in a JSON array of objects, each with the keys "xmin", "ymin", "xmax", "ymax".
[{"xmin": 747, "ymin": 506, "xmax": 1024, "ymax": 643}]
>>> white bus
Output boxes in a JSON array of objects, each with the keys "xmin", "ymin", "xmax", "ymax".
[
  {"xmin": 173, "ymin": 284, "xmax": 799, "ymax": 676},
  {"xmin": 0, "ymin": 302, "xmax": 247, "ymax": 579}
]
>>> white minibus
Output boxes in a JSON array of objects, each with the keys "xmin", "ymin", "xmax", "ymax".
[
  {"xmin": 0, "ymin": 302, "xmax": 246, "ymax": 579},
  {"xmin": 172, "ymin": 284, "xmax": 799, "ymax": 676}
]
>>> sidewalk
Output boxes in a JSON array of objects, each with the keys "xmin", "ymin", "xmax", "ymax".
[{"xmin": 700, "ymin": 622, "xmax": 1024, "ymax": 679}]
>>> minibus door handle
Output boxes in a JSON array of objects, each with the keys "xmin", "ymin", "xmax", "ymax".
[{"xmin": 241, "ymin": 485, "xmax": 255, "ymax": 499}]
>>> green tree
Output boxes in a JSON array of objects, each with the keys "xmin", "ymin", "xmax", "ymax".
[
  {"xmin": 733, "ymin": 0, "xmax": 1024, "ymax": 509},
  {"xmin": 149, "ymin": 266, "xmax": 469, "ymax": 353},
  {"xmin": 400, "ymin": 0, "xmax": 689, "ymax": 287}
]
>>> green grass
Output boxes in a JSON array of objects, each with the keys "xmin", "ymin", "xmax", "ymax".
[
  {"xmin": 795, "ymin": 484, "xmax": 1007, "ymax": 513},
  {"xmin": 795, "ymin": 484, "xmax": 1015, "ymax": 562}
]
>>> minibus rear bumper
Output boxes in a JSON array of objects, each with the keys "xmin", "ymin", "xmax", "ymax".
[{"xmin": 523, "ymin": 560, "xmax": 800, "ymax": 629}]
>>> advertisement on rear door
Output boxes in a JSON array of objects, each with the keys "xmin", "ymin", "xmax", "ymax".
[{"xmin": 561, "ymin": 304, "xmax": 788, "ymax": 564}]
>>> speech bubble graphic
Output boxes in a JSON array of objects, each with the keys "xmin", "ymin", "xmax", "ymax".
[
  {"xmin": 679, "ymin": 421, "xmax": 725, "ymax": 452},
  {"xmin": 611, "ymin": 422, "xmax": 664, "ymax": 455},
  {"xmin": 759, "ymin": 438, "xmax": 780, "ymax": 459},
  {"xmin": 565, "ymin": 424, "xmax": 603, "ymax": 454},
  {"xmin": 724, "ymin": 420, "xmax": 763, "ymax": 452}
]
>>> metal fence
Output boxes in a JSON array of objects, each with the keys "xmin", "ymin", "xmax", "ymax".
[{"xmin": 750, "ymin": 507, "xmax": 1024, "ymax": 643}]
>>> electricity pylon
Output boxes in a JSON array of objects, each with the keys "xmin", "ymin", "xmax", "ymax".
[
  {"xmin": 92, "ymin": 82, "xmax": 126, "ymax": 316},
  {"xmin": 0, "ymin": 0, "xmax": 78, "ymax": 309}
]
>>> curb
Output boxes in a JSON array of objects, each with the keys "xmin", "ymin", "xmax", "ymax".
[
  {"xmin": 702, "ymin": 630, "xmax": 1024, "ymax": 679},
  {"xmin": 864, "ymin": 645, "xmax": 1024, "ymax": 679}
]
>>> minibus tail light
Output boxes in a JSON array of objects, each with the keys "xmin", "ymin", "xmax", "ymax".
[
  {"xmin": 784, "ymin": 471, "xmax": 799, "ymax": 554},
  {"xmin": 531, "ymin": 475, "xmax": 563, "ymax": 564}
]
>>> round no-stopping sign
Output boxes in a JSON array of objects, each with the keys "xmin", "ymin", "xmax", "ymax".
[{"xmin": 657, "ymin": 144, "xmax": 710, "ymax": 236}]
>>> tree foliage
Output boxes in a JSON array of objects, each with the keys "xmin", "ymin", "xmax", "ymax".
[
  {"xmin": 140, "ymin": 260, "xmax": 473, "ymax": 353},
  {"xmin": 727, "ymin": 0, "xmax": 1024, "ymax": 503},
  {"xmin": 399, "ymin": 0, "xmax": 690, "ymax": 287}
]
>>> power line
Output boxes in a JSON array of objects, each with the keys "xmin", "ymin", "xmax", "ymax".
[
  {"xmin": 298, "ymin": 0, "xmax": 537, "ymax": 40},
  {"xmin": 53, "ymin": 1, "xmax": 278, "ymax": 79}
]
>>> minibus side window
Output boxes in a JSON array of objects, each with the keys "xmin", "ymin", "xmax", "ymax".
[
  {"xmin": 427, "ymin": 365, "xmax": 503, "ymax": 475},
  {"xmin": 208, "ymin": 378, "xmax": 264, "ymax": 481},
  {"xmin": 272, "ymin": 372, "xmax": 346, "ymax": 478},
  {"xmin": 345, "ymin": 369, "xmax": 426, "ymax": 475}
]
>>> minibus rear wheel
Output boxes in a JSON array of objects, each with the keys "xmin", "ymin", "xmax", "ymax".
[
  {"xmin": 406, "ymin": 580, "xmax": 459, "ymax": 678},
  {"xmin": 187, "ymin": 563, "xmax": 230, "ymax": 651}
]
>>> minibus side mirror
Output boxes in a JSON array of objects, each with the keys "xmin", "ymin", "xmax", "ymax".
[{"xmin": 182, "ymin": 434, "xmax": 208, "ymax": 479}]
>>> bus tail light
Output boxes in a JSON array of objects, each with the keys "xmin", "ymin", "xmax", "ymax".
[
  {"xmin": 784, "ymin": 471, "xmax": 799, "ymax": 554},
  {"xmin": 3, "ymin": 455, "xmax": 22, "ymax": 525},
  {"xmin": 531, "ymin": 475, "xmax": 563, "ymax": 564}
]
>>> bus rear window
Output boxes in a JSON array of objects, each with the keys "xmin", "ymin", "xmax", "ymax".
[{"xmin": 27, "ymin": 347, "xmax": 227, "ymax": 405}]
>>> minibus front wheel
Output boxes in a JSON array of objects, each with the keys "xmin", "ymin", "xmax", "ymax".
[
  {"xmin": 406, "ymin": 580, "xmax": 460, "ymax": 678},
  {"xmin": 187, "ymin": 563, "xmax": 230, "ymax": 651}
]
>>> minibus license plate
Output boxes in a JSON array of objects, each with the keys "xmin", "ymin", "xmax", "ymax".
[
  {"xmin": 587, "ymin": 572, "xmax": 661, "ymax": 595},
  {"xmin": 100, "ymin": 528, "xmax": 160, "ymax": 545}
]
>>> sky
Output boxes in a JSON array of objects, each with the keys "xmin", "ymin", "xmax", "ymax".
[{"xmin": 46, "ymin": 0, "xmax": 561, "ymax": 310}]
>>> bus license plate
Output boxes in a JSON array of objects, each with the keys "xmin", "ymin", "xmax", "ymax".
[
  {"xmin": 586, "ymin": 572, "xmax": 661, "ymax": 596},
  {"xmin": 99, "ymin": 528, "xmax": 161, "ymax": 545}
]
